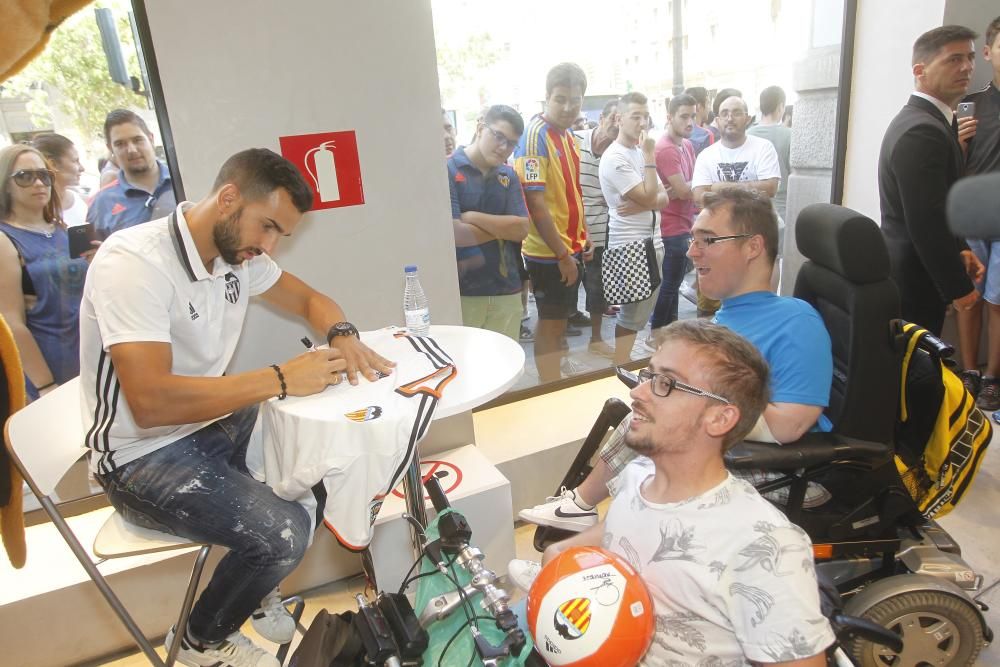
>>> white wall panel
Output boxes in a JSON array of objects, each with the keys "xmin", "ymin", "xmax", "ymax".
[{"xmin": 142, "ymin": 0, "xmax": 462, "ymax": 371}]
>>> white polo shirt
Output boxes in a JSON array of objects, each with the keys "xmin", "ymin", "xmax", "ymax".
[{"xmin": 79, "ymin": 204, "xmax": 282, "ymax": 475}]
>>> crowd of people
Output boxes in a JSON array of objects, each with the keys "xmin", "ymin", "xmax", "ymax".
[
  {"xmin": 0, "ymin": 108, "xmax": 178, "ymax": 402},
  {"xmin": 445, "ymin": 65, "xmax": 792, "ymax": 382},
  {"xmin": 498, "ymin": 15, "xmax": 999, "ymax": 667},
  {"xmin": 0, "ymin": 12, "xmax": 997, "ymax": 666}
]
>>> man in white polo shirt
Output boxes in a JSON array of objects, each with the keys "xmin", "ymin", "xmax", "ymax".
[{"xmin": 79, "ymin": 148, "xmax": 393, "ymax": 667}]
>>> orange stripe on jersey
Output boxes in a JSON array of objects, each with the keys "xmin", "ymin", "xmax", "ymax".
[
  {"xmin": 395, "ymin": 364, "xmax": 458, "ymax": 399},
  {"xmin": 550, "ymin": 128, "xmax": 584, "ymax": 253},
  {"xmin": 323, "ymin": 518, "xmax": 368, "ymax": 552}
]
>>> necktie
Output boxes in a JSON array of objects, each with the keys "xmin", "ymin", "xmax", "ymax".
[{"xmin": 952, "ymin": 113, "xmax": 959, "ymax": 137}]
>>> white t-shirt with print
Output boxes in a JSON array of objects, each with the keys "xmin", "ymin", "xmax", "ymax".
[
  {"xmin": 604, "ymin": 458, "xmax": 835, "ymax": 666},
  {"xmin": 599, "ymin": 140, "xmax": 663, "ymax": 250},
  {"xmin": 691, "ymin": 134, "xmax": 781, "ymax": 190}
]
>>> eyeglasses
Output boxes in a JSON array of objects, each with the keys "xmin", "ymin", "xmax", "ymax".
[
  {"xmin": 11, "ymin": 169, "xmax": 53, "ymax": 187},
  {"xmin": 483, "ymin": 125, "xmax": 519, "ymax": 151},
  {"xmin": 637, "ymin": 369, "xmax": 731, "ymax": 404},
  {"xmin": 687, "ymin": 234, "xmax": 753, "ymax": 250},
  {"xmin": 718, "ymin": 110, "xmax": 747, "ymax": 120}
]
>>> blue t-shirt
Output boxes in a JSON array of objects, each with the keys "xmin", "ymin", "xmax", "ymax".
[
  {"xmin": 715, "ymin": 291, "xmax": 834, "ymax": 432},
  {"xmin": 87, "ymin": 161, "xmax": 176, "ymax": 240},
  {"xmin": 689, "ymin": 124, "xmax": 714, "ymax": 156},
  {"xmin": 448, "ymin": 147, "xmax": 527, "ymax": 296}
]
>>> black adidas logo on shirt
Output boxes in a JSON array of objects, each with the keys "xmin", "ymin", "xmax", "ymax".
[{"xmin": 189, "ymin": 302, "xmax": 199, "ymax": 320}]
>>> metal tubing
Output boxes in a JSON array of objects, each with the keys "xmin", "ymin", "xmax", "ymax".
[
  {"xmin": 39, "ymin": 497, "xmax": 166, "ymax": 666},
  {"xmin": 276, "ymin": 595, "xmax": 305, "ymax": 666},
  {"xmin": 402, "ymin": 457, "xmax": 428, "ymax": 550},
  {"xmin": 165, "ymin": 545, "xmax": 212, "ymax": 667}
]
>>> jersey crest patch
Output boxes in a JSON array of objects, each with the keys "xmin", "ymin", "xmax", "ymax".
[
  {"xmin": 345, "ymin": 405, "xmax": 383, "ymax": 422},
  {"xmin": 525, "ymin": 157, "xmax": 541, "ymax": 182},
  {"xmin": 497, "ymin": 173, "xmax": 510, "ymax": 188},
  {"xmin": 224, "ymin": 272, "xmax": 240, "ymax": 304}
]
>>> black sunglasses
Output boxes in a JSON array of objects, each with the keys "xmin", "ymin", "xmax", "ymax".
[{"xmin": 12, "ymin": 169, "xmax": 53, "ymax": 188}]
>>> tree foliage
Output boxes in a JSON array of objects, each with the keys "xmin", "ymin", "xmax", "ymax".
[
  {"xmin": 436, "ymin": 32, "xmax": 500, "ymax": 108},
  {"xmin": 1, "ymin": 2, "xmax": 145, "ymax": 144}
]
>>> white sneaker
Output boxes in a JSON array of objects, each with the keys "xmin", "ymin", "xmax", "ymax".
[
  {"xmin": 507, "ymin": 559, "xmax": 542, "ymax": 593},
  {"xmin": 518, "ymin": 487, "xmax": 597, "ymax": 532},
  {"xmin": 165, "ymin": 626, "xmax": 279, "ymax": 667},
  {"xmin": 250, "ymin": 587, "xmax": 296, "ymax": 644}
]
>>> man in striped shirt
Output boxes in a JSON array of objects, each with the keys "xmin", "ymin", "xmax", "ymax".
[
  {"xmin": 574, "ymin": 100, "xmax": 619, "ymax": 357},
  {"xmin": 514, "ymin": 62, "xmax": 590, "ymax": 381}
]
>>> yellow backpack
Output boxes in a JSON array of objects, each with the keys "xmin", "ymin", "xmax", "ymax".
[{"xmin": 894, "ymin": 322, "xmax": 992, "ymax": 519}]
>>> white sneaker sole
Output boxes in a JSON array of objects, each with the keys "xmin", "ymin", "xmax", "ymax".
[{"xmin": 518, "ymin": 508, "xmax": 597, "ymax": 532}]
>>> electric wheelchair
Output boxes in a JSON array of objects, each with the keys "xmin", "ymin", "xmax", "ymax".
[{"xmin": 532, "ymin": 203, "xmax": 994, "ymax": 666}]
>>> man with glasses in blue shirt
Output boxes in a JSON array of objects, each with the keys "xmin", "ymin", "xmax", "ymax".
[
  {"xmin": 87, "ymin": 109, "xmax": 176, "ymax": 240},
  {"xmin": 515, "ymin": 187, "xmax": 833, "ymax": 535},
  {"xmin": 449, "ymin": 105, "xmax": 530, "ymax": 339}
]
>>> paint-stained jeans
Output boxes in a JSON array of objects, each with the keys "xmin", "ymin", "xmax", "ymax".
[{"xmin": 97, "ymin": 406, "xmax": 311, "ymax": 643}]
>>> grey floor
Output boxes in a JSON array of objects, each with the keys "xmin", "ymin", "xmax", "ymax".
[{"xmin": 935, "ymin": 421, "xmax": 1000, "ymax": 665}]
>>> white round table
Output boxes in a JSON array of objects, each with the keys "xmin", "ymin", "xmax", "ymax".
[
  {"xmin": 261, "ymin": 324, "xmax": 524, "ymax": 529},
  {"xmin": 410, "ymin": 325, "xmax": 525, "ymax": 418}
]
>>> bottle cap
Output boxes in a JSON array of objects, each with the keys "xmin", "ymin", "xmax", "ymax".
[{"xmin": 404, "ymin": 264, "xmax": 418, "ymax": 273}]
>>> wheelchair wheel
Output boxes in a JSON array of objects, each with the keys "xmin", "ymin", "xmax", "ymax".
[{"xmin": 846, "ymin": 590, "xmax": 983, "ymax": 666}]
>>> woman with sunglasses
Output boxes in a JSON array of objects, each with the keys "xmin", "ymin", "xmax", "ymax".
[
  {"xmin": 33, "ymin": 133, "xmax": 88, "ymax": 229},
  {"xmin": 0, "ymin": 144, "xmax": 87, "ymax": 398}
]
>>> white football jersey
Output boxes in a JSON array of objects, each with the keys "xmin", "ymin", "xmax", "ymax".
[{"xmin": 260, "ymin": 328, "xmax": 456, "ymax": 550}]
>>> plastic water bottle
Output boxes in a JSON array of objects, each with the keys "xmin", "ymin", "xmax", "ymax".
[{"xmin": 403, "ymin": 265, "xmax": 430, "ymax": 335}]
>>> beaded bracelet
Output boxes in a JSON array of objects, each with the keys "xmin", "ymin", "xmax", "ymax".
[{"xmin": 270, "ymin": 364, "xmax": 287, "ymax": 400}]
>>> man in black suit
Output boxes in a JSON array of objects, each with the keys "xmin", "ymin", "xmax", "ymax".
[{"xmin": 879, "ymin": 25, "xmax": 984, "ymax": 335}]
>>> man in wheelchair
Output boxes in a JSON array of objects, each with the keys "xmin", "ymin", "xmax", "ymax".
[
  {"xmin": 532, "ymin": 319, "xmax": 835, "ymax": 666},
  {"xmin": 519, "ymin": 187, "xmax": 835, "ymax": 532}
]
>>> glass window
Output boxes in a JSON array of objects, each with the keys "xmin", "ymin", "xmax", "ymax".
[
  {"xmin": 0, "ymin": 0, "xmax": 179, "ymax": 510},
  {"xmin": 432, "ymin": 0, "xmax": 847, "ymax": 398}
]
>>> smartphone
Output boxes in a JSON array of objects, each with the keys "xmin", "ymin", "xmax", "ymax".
[
  {"xmin": 68, "ymin": 223, "xmax": 96, "ymax": 258},
  {"xmin": 957, "ymin": 102, "xmax": 976, "ymax": 119}
]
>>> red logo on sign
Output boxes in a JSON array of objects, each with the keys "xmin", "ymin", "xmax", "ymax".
[
  {"xmin": 278, "ymin": 130, "xmax": 364, "ymax": 211},
  {"xmin": 391, "ymin": 460, "xmax": 463, "ymax": 500}
]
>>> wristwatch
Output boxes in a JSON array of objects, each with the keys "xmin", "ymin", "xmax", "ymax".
[{"xmin": 327, "ymin": 321, "xmax": 360, "ymax": 344}]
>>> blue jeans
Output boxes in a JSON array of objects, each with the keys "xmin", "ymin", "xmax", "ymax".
[
  {"xmin": 97, "ymin": 406, "xmax": 311, "ymax": 643},
  {"xmin": 650, "ymin": 233, "xmax": 691, "ymax": 330}
]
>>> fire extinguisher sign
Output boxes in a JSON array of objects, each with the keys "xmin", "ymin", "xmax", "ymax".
[{"xmin": 278, "ymin": 130, "xmax": 364, "ymax": 211}]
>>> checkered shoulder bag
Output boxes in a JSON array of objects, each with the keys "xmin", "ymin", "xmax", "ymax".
[{"xmin": 601, "ymin": 237, "xmax": 661, "ymax": 305}]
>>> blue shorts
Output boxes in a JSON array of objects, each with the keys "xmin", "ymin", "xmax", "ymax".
[{"xmin": 967, "ymin": 239, "xmax": 1000, "ymax": 306}]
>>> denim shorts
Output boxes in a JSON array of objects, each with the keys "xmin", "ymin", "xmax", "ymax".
[{"xmin": 968, "ymin": 239, "xmax": 1000, "ymax": 306}]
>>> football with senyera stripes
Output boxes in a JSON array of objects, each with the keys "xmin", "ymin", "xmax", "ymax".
[{"xmin": 528, "ymin": 546, "xmax": 654, "ymax": 666}]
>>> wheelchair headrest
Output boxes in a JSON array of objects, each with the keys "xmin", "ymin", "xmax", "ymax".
[{"xmin": 796, "ymin": 204, "xmax": 889, "ymax": 284}]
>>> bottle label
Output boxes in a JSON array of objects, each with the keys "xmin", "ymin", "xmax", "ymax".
[{"xmin": 405, "ymin": 308, "xmax": 430, "ymax": 330}]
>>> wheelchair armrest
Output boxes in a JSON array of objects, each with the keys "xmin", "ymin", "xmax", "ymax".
[{"xmin": 724, "ymin": 432, "xmax": 891, "ymax": 470}]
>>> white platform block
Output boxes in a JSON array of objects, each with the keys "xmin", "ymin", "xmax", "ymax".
[{"xmin": 369, "ymin": 444, "xmax": 515, "ymax": 594}]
